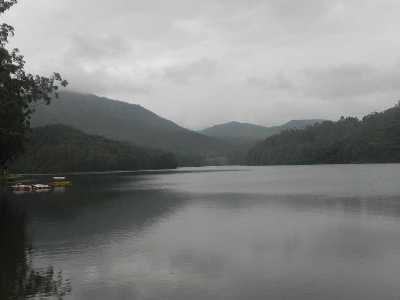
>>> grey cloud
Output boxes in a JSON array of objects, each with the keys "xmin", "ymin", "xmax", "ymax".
[
  {"xmin": 66, "ymin": 35, "xmax": 132, "ymax": 61},
  {"xmin": 247, "ymin": 74, "xmax": 296, "ymax": 91},
  {"xmin": 60, "ymin": 35, "xmax": 150, "ymax": 96},
  {"xmin": 163, "ymin": 58, "xmax": 218, "ymax": 84},
  {"xmin": 210, "ymin": 0, "xmax": 341, "ymax": 35},
  {"xmin": 265, "ymin": 0, "xmax": 333, "ymax": 26},
  {"xmin": 247, "ymin": 63, "xmax": 400, "ymax": 103},
  {"xmin": 5, "ymin": 0, "xmax": 400, "ymax": 128},
  {"xmin": 66, "ymin": 67, "xmax": 151, "ymax": 97},
  {"xmin": 303, "ymin": 63, "xmax": 400, "ymax": 100}
]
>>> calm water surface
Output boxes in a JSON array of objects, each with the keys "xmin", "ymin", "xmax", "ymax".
[{"xmin": 4, "ymin": 164, "xmax": 400, "ymax": 299}]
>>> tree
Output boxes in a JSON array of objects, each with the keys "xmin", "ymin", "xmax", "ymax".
[{"xmin": 0, "ymin": 0, "xmax": 67, "ymax": 175}]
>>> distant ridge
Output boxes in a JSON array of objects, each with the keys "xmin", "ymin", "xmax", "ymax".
[
  {"xmin": 201, "ymin": 121, "xmax": 277, "ymax": 141},
  {"xmin": 201, "ymin": 119, "xmax": 325, "ymax": 142}
]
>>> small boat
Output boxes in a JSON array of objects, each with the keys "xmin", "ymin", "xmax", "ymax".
[
  {"xmin": 32, "ymin": 184, "xmax": 52, "ymax": 191},
  {"xmin": 51, "ymin": 177, "xmax": 72, "ymax": 187},
  {"xmin": 11, "ymin": 184, "xmax": 33, "ymax": 192}
]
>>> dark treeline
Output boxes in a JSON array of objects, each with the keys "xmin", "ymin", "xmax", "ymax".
[
  {"xmin": 247, "ymin": 103, "xmax": 400, "ymax": 165},
  {"xmin": 11, "ymin": 125, "xmax": 178, "ymax": 173}
]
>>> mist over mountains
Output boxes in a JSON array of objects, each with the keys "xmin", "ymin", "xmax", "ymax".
[
  {"xmin": 32, "ymin": 92, "xmax": 229, "ymax": 164},
  {"xmin": 201, "ymin": 119, "xmax": 325, "ymax": 143},
  {"xmin": 30, "ymin": 91, "xmax": 327, "ymax": 166}
]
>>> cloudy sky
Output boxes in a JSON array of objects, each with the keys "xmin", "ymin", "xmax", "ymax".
[{"xmin": 4, "ymin": 0, "xmax": 400, "ymax": 129}]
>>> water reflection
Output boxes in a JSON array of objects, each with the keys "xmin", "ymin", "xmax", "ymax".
[
  {"xmin": 5, "ymin": 165, "xmax": 400, "ymax": 300},
  {"xmin": 20, "ymin": 175, "xmax": 186, "ymax": 252},
  {"xmin": 0, "ymin": 194, "xmax": 71, "ymax": 300}
]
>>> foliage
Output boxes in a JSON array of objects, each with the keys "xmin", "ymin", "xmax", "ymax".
[
  {"xmin": 11, "ymin": 125, "xmax": 178, "ymax": 172},
  {"xmin": 247, "ymin": 104, "xmax": 400, "ymax": 165},
  {"xmin": 0, "ymin": 0, "xmax": 67, "ymax": 171}
]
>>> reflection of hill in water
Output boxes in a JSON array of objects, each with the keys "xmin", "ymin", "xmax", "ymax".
[
  {"xmin": 12, "ymin": 174, "xmax": 187, "ymax": 251},
  {"xmin": 0, "ymin": 194, "xmax": 71, "ymax": 299},
  {"xmin": 194, "ymin": 192, "xmax": 400, "ymax": 220}
]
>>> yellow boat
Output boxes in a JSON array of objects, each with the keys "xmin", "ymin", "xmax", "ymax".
[{"xmin": 51, "ymin": 177, "xmax": 72, "ymax": 187}]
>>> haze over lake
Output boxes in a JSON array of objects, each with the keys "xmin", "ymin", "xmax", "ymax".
[
  {"xmin": 3, "ymin": 1, "xmax": 400, "ymax": 299},
  {"xmin": 5, "ymin": 164, "xmax": 400, "ymax": 300}
]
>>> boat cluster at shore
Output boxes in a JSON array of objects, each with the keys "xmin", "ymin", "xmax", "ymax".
[{"xmin": 10, "ymin": 177, "xmax": 72, "ymax": 193}]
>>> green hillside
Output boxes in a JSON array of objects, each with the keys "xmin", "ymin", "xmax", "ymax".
[
  {"xmin": 29, "ymin": 92, "xmax": 326, "ymax": 166},
  {"xmin": 11, "ymin": 125, "xmax": 178, "ymax": 173},
  {"xmin": 31, "ymin": 92, "xmax": 229, "ymax": 160},
  {"xmin": 247, "ymin": 103, "xmax": 400, "ymax": 165}
]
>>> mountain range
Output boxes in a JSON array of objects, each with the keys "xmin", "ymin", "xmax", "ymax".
[
  {"xmin": 31, "ymin": 91, "xmax": 325, "ymax": 166},
  {"xmin": 32, "ymin": 92, "xmax": 226, "ymax": 155}
]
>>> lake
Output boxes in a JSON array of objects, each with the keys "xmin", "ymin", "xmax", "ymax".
[{"xmin": 2, "ymin": 164, "xmax": 400, "ymax": 299}]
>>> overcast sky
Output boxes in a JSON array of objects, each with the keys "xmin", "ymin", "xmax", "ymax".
[{"xmin": 4, "ymin": 0, "xmax": 400, "ymax": 129}]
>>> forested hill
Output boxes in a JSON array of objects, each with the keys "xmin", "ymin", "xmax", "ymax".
[
  {"xmin": 247, "ymin": 103, "xmax": 400, "ymax": 165},
  {"xmin": 201, "ymin": 119, "xmax": 325, "ymax": 142},
  {"xmin": 11, "ymin": 125, "xmax": 178, "ymax": 173},
  {"xmin": 31, "ymin": 92, "xmax": 227, "ymax": 159},
  {"xmin": 201, "ymin": 122, "xmax": 280, "ymax": 142},
  {"xmin": 281, "ymin": 119, "xmax": 326, "ymax": 130}
]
